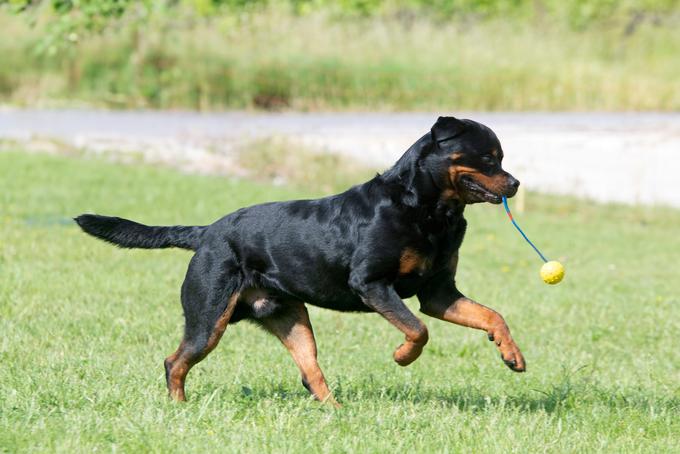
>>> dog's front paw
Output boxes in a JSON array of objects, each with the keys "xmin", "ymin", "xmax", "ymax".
[
  {"xmin": 488, "ymin": 328, "xmax": 526, "ymax": 372},
  {"xmin": 501, "ymin": 349, "xmax": 526, "ymax": 372},
  {"xmin": 393, "ymin": 341, "xmax": 424, "ymax": 366}
]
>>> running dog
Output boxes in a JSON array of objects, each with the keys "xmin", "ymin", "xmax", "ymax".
[{"xmin": 76, "ymin": 116, "xmax": 525, "ymax": 406}]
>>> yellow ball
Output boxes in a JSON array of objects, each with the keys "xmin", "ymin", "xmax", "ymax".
[{"xmin": 540, "ymin": 261, "xmax": 565, "ymax": 285}]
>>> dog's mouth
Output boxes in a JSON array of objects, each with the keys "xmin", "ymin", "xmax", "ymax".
[{"xmin": 459, "ymin": 175, "xmax": 503, "ymax": 204}]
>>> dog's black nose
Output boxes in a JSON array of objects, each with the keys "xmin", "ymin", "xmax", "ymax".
[{"xmin": 504, "ymin": 175, "xmax": 520, "ymax": 197}]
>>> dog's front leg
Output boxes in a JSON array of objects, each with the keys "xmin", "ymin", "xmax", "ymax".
[
  {"xmin": 352, "ymin": 280, "xmax": 429, "ymax": 366},
  {"xmin": 418, "ymin": 276, "xmax": 525, "ymax": 372}
]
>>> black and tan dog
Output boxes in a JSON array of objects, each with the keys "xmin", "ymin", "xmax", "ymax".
[{"xmin": 76, "ymin": 116, "xmax": 525, "ymax": 406}]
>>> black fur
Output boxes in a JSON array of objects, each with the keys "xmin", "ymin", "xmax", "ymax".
[
  {"xmin": 74, "ymin": 214, "xmax": 206, "ymax": 250},
  {"xmin": 76, "ymin": 116, "xmax": 522, "ymax": 402}
]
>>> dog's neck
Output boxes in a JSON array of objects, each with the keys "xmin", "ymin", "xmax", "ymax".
[{"xmin": 377, "ymin": 133, "xmax": 465, "ymax": 226}]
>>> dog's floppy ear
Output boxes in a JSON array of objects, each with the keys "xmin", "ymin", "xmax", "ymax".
[{"xmin": 431, "ymin": 116, "xmax": 466, "ymax": 144}]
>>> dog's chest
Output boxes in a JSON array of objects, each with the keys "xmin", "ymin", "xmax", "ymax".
[
  {"xmin": 396, "ymin": 243, "xmax": 450, "ymax": 279},
  {"xmin": 394, "ymin": 216, "xmax": 467, "ymax": 296},
  {"xmin": 393, "ymin": 256, "xmax": 439, "ymax": 297}
]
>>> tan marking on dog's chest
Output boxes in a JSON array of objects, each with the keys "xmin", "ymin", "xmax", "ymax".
[{"xmin": 399, "ymin": 248, "xmax": 430, "ymax": 275}]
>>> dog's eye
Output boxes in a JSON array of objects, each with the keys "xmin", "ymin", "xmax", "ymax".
[{"xmin": 481, "ymin": 155, "xmax": 496, "ymax": 165}]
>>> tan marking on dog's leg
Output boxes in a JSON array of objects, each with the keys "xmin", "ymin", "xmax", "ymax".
[
  {"xmin": 260, "ymin": 301, "xmax": 339, "ymax": 408},
  {"xmin": 421, "ymin": 296, "xmax": 525, "ymax": 372},
  {"xmin": 390, "ymin": 318, "xmax": 429, "ymax": 366},
  {"xmin": 165, "ymin": 292, "xmax": 240, "ymax": 401}
]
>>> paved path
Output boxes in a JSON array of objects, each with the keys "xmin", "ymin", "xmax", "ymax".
[{"xmin": 1, "ymin": 109, "xmax": 679, "ymax": 207}]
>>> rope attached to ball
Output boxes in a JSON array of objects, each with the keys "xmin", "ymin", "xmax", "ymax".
[
  {"xmin": 502, "ymin": 196, "xmax": 565, "ymax": 285},
  {"xmin": 502, "ymin": 196, "xmax": 548, "ymax": 263}
]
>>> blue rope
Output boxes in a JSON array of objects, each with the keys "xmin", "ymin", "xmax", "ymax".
[{"xmin": 502, "ymin": 196, "xmax": 548, "ymax": 263}]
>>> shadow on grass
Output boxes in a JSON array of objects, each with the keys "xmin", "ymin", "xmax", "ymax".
[{"xmin": 219, "ymin": 372, "xmax": 680, "ymax": 415}]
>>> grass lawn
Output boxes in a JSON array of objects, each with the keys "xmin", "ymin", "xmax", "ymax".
[{"xmin": 1, "ymin": 151, "xmax": 679, "ymax": 452}]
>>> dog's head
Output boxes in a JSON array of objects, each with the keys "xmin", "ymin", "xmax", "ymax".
[{"xmin": 425, "ymin": 116, "xmax": 520, "ymax": 204}]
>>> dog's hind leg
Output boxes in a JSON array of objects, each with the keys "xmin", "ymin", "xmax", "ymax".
[
  {"xmin": 258, "ymin": 300, "xmax": 339, "ymax": 407},
  {"xmin": 164, "ymin": 250, "xmax": 241, "ymax": 401}
]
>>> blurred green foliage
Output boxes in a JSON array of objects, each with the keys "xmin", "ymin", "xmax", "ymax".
[
  {"xmin": 0, "ymin": 0, "xmax": 678, "ymax": 111},
  {"xmin": 1, "ymin": 0, "xmax": 151, "ymax": 52},
  {"xmin": 2, "ymin": 0, "xmax": 677, "ymax": 53},
  {"xmin": 3, "ymin": 0, "xmax": 679, "ymax": 28}
]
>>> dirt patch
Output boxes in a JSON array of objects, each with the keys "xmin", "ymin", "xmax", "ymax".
[{"xmin": 1, "ymin": 134, "xmax": 375, "ymax": 194}]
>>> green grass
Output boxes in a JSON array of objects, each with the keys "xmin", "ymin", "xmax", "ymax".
[
  {"xmin": 1, "ymin": 150, "xmax": 680, "ymax": 453},
  {"xmin": 1, "ymin": 6, "xmax": 679, "ymax": 111}
]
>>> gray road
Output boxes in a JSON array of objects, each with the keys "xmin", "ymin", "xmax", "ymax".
[{"xmin": 1, "ymin": 109, "xmax": 679, "ymax": 207}]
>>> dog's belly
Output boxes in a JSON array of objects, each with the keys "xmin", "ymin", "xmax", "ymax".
[
  {"xmin": 238, "ymin": 260, "xmax": 441, "ymax": 316},
  {"xmin": 240, "ymin": 266, "xmax": 373, "ymax": 314},
  {"xmin": 273, "ymin": 278, "xmax": 372, "ymax": 313},
  {"xmin": 230, "ymin": 285, "xmax": 370, "ymax": 323},
  {"xmin": 304, "ymin": 292, "xmax": 372, "ymax": 312}
]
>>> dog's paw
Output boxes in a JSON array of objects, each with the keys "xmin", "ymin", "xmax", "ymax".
[
  {"xmin": 393, "ymin": 342, "xmax": 424, "ymax": 366},
  {"xmin": 488, "ymin": 327, "xmax": 525, "ymax": 372},
  {"xmin": 500, "ymin": 348, "xmax": 526, "ymax": 372}
]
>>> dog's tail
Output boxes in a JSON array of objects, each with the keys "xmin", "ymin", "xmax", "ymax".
[{"xmin": 74, "ymin": 214, "xmax": 206, "ymax": 251}]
